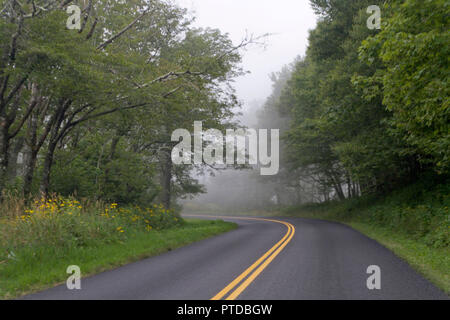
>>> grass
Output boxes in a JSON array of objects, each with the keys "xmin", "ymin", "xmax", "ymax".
[{"xmin": 0, "ymin": 219, "xmax": 237, "ymax": 299}]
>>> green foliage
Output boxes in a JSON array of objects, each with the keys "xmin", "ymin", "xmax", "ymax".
[
  {"xmin": 49, "ymin": 129, "xmax": 158, "ymax": 204},
  {"xmin": 281, "ymin": 175, "xmax": 450, "ymax": 248},
  {"xmin": 268, "ymin": 0, "xmax": 448, "ymax": 202},
  {"xmin": 359, "ymin": 0, "xmax": 450, "ymax": 172},
  {"xmin": 0, "ymin": 0, "xmax": 245, "ymax": 207}
]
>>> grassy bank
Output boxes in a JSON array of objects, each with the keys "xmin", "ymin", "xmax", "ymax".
[
  {"xmin": 0, "ymin": 196, "xmax": 236, "ymax": 299},
  {"xmin": 277, "ymin": 178, "xmax": 450, "ymax": 293},
  {"xmin": 0, "ymin": 219, "xmax": 236, "ymax": 299}
]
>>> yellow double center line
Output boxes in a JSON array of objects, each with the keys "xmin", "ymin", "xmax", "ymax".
[{"xmin": 184, "ymin": 215, "xmax": 295, "ymax": 300}]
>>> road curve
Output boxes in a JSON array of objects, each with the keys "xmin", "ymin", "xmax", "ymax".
[{"xmin": 23, "ymin": 216, "xmax": 447, "ymax": 300}]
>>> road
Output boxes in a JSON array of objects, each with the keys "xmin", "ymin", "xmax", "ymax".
[{"xmin": 23, "ymin": 216, "xmax": 447, "ymax": 300}]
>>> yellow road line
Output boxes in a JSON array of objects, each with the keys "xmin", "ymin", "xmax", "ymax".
[
  {"xmin": 183, "ymin": 215, "xmax": 295, "ymax": 300},
  {"xmin": 225, "ymin": 222, "xmax": 295, "ymax": 300}
]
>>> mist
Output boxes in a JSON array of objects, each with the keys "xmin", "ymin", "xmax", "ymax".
[{"xmin": 178, "ymin": 1, "xmax": 318, "ymax": 214}]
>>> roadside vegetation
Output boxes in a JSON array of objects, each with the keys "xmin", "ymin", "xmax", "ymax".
[{"xmin": 0, "ymin": 195, "xmax": 236, "ymax": 299}]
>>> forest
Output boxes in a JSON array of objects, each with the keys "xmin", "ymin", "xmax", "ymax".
[
  {"xmin": 0, "ymin": 0, "xmax": 447, "ymax": 210},
  {"xmin": 256, "ymin": 0, "xmax": 449, "ymax": 202},
  {"xmin": 0, "ymin": 0, "xmax": 254, "ymax": 210}
]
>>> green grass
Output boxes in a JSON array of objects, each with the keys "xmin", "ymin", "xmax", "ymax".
[{"xmin": 0, "ymin": 219, "xmax": 237, "ymax": 299}]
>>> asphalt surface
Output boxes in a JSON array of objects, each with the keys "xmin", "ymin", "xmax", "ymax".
[{"xmin": 23, "ymin": 216, "xmax": 448, "ymax": 300}]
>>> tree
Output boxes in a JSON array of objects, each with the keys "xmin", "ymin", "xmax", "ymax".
[{"xmin": 359, "ymin": 0, "xmax": 449, "ymax": 173}]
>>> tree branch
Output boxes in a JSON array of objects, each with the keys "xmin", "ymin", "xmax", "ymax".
[{"xmin": 96, "ymin": 9, "xmax": 150, "ymax": 50}]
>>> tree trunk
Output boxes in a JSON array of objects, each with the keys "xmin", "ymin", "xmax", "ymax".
[
  {"xmin": 23, "ymin": 149, "xmax": 38, "ymax": 196},
  {"xmin": 347, "ymin": 176, "xmax": 353, "ymax": 198},
  {"xmin": 7, "ymin": 136, "xmax": 25, "ymax": 183},
  {"xmin": 329, "ymin": 172, "xmax": 345, "ymax": 201},
  {"xmin": 0, "ymin": 117, "xmax": 11, "ymax": 195},
  {"xmin": 40, "ymin": 140, "xmax": 57, "ymax": 196},
  {"xmin": 159, "ymin": 147, "xmax": 172, "ymax": 210},
  {"xmin": 39, "ymin": 99, "xmax": 72, "ymax": 197},
  {"xmin": 103, "ymin": 134, "xmax": 121, "ymax": 187}
]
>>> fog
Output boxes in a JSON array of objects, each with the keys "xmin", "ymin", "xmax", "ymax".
[{"xmin": 176, "ymin": 1, "xmax": 318, "ymax": 213}]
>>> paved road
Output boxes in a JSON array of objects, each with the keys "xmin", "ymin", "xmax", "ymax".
[{"xmin": 23, "ymin": 216, "xmax": 448, "ymax": 300}]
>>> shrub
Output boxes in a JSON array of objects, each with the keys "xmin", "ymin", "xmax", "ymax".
[{"xmin": 280, "ymin": 178, "xmax": 449, "ymax": 248}]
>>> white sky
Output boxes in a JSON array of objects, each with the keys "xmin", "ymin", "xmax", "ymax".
[{"xmin": 176, "ymin": 0, "xmax": 317, "ymax": 106}]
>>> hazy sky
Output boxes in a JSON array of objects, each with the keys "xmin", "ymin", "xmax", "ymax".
[{"xmin": 177, "ymin": 0, "xmax": 317, "ymax": 106}]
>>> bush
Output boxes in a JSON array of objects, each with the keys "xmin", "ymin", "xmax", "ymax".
[{"xmin": 280, "ymin": 178, "xmax": 450, "ymax": 248}]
